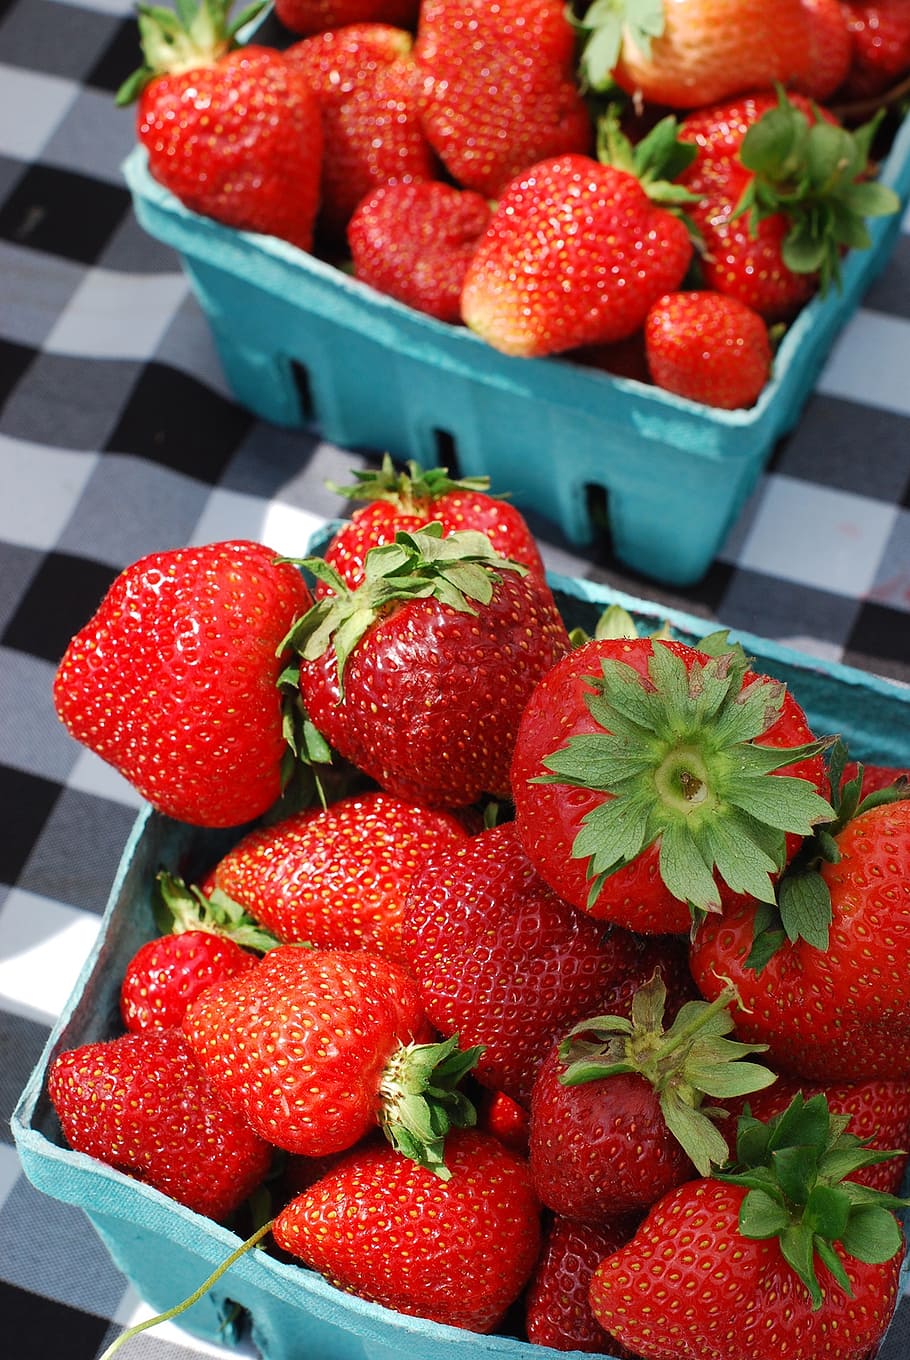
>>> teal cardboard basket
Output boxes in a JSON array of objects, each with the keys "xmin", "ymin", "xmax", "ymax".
[
  {"xmin": 13, "ymin": 563, "xmax": 910, "ymax": 1359},
  {"xmin": 123, "ymin": 103, "xmax": 910, "ymax": 588}
]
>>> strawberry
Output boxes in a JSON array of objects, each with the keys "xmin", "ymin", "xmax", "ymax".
[
  {"xmin": 182, "ymin": 945, "xmax": 480, "ymax": 1173},
  {"xmin": 209, "ymin": 789, "xmax": 469, "ymax": 962},
  {"xmin": 691, "ymin": 794, "xmax": 910, "ymax": 1082},
  {"xmin": 347, "ymin": 180, "xmax": 491, "ymax": 322},
  {"xmin": 272, "ymin": 1128, "xmax": 542, "ymax": 1331},
  {"xmin": 525, "ymin": 1215, "xmax": 639, "ymax": 1355},
  {"xmin": 644, "ymin": 289, "xmax": 773, "ymax": 409},
  {"xmin": 48, "ymin": 1028, "xmax": 273, "ymax": 1221},
  {"xmin": 588, "ymin": 1094, "xmax": 910, "ymax": 1360},
  {"xmin": 273, "ymin": 0, "xmax": 419, "ymax": 36},
  {"xmin": 476, "ymin": 1089, "xmax": 531, "ymax": 1155},
  {"xmin": 510, "ymin": 632, "xmax": 831, "ymax": 934},
  {"xmin": 287, "ymin": 525, "xmax": 570, "ymax": 808},
  {"xmin": 118, "ymin": 1, "xmax": 324, "ymax": 251},
  {"xmin": 414, "ymin": 0, "xmax": 592, "ymax": 197},
  {"xmin": 527, "ymin": 973, "xmax": 775, "ymax": 1222},
  {"xmin": 841, "ymin": 757, "xmax": 908, "ymax": 795},
  {"xmin": 321, "ymin": 455, "xmax": 546, "ymax": 587},
  {"xmin": 284, "ymin": 24, "xmax": 436, "ymax": 245},
  {"xmin": 53, "ymin": 540, "xmax": 312, "ymax": 828},
  {"xmin": 840, "ymin": 0, "xmax": 910, "ymax": 99},
  {"xmin": 400, "ymin": 820, "xmax": 653, "ymax": 1104}
]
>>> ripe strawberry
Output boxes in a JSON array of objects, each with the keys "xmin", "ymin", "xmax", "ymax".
[
  {"xmin": 528, "ymin": 973, "xmax": 775, "ymax": 1222},
  {"xmin": 53, "ymin": 540, "xmax": 312, "ymax": 828},
  {"xmin": 321, "ymin": 455, "xmax": 546, "ymax": 587},
  {"xmin": 644, "ymin": 290, "xmax": 773, "ymax": 409},
  {"xmin": 285, "ymin": 24, "xmax": 435, "ymax": 244},
  {"xmin": 274, "ymin": 0, "xmax": 419, "ymax": 36},
  {"xmin": 510, "ymin": 633, "xmax": 831, "ymax": 934},
  {"xmin": 525, "ymin": 1215, "xmax": 639, "ymax": 1355},
  {"xmin": 209, "ymin": 789, "xmax": 469, "ymax": 962},
  {"xmin": 840, "ymin": 0, "xmax": 910, "ymax": 99},
  {"xmin": 841, "ymin": 757, "xmax": 908, "ymax": 796},
  {"xmin": 121, "ymin": 932, "xmax": 258, "ymax": 1033},
  {"xmin": 400, "ymin": 821, "xmax": 653, "ymax": 1104},
  {"xmin": 348, "ymin": 180, "xmax": 491, "ymax": 322},
  {"xmin": 691, "ymin": 796, "xmax": 910, "ymax": 1081},
  {"xmin": 288, "ymin": 525, "xmax": 570, "ymax": 808},
  {"xmin": 118, "ymin": 1, "xmax": 324, "ymax": 251},
  {"xmin": 182, "ymin": 945, "xmax": 479, "ymax": 1172},
  {"xmin": 48, "ymin": 1029, "xmax": 273, "ymax": 1221},
  {"xmin": 588, "ymin": 1094, "xmax": 910, "ymax": 1360},
  {"xmin": 272, "ymin": 1129, "xmax": 542, "ymax": 1331},
  {"xmin": 476, "ymin": 1089, "xmax": 531, "ymax": 1155}
]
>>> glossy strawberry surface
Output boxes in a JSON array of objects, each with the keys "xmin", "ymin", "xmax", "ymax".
[
  {"xmin": 525, "ymin": 1215, "xmax": 639, "ymax": 1354},
  {"xmin": 120, "ymin": 930, "xmax": 258, "ymax": 1032},
  {"xmin": 644, "ymin": 290, "xmax": 773, "ymax": 409}
]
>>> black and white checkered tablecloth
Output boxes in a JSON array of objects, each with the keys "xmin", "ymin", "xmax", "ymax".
[{"xmin": 1, "ymin": 1, "xmax": 909, "ymax": 1356}]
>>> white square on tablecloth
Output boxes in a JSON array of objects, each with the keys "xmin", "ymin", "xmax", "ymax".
[
  {"xmin": 818, "ymin": 310, "xmax": 910, "ymax": 419},
  {"xmin": 0, "ymin": 65, "xmax": 79, "ymax": 161},
  {"xmin": 44, "ymin": 267, "xmax": 190, "ymax": 362},
  {"xmin": 0, "ymin": 438, "xmax": 99, "ymax": 551},
  {"xmin": 0, "ymin": 887, "xmax": 99, "ymax": 1024},
  {"xmin": 190, "ymin": 488, "xmax": 327, "ymax": 560}
]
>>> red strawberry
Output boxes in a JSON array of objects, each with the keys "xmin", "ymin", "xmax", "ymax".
[
  {"xmin": 121, "ymin": 931, "xmax": 258, "ymax": 1033},
  {"xmin": 414, "ymin": 0, "xmax": 592, "ymax": 197},
  {"xmin": 182, "ymin": 945, "xmax": 479, "ymax": 1172},
  {"xmin": 691, "ymin": 797, "xmax": 910, "ymax": 1081},
  {"xmin": 119, "ymin": 1, "xmax": 324, "ymax": 251},
  {"xmin": 348, "ymin": 180, "xmax": 491, "ymax": 321},
  {"xmin": 285, "ymin": 24, "xmax": 436, "ymax": 244},
  {"xmin": 209, "ymin": 789, "xmax": 469, "ymax": 962},
  {"xmin": 644, "ymin": 290, "xmax": 773, "ymax": 409},
  {"xmin": 461, "ymin": 153, "xmax": 694, "ymax": 358},
  {"xmin": 53, "ymin": 540, "xmax": 312, "ymax": 828},
  {"xmin": 525, "ymin": 1215, "xmax": 639, "ymax": 1355},
  {"xmin": 274, "ymin": 0, "xmax": 419, "ymax": 36},
  {"xmin": 510, "ymin": 633, "xmax": 830, "ymax": 934},
  {"xmin": 289, "ymin": 526, "xmax": 570, "ymax": 808},
  {"xmin": 841, "ymin": 757, "xmax": 908, "ymax": 796},
  {"xmin": 272, "ymin": 1129, "xmax": 542, "ymax": 1331},
  {"xmin": 588, "ymin": 1094, "xmax": 909, "ymax": 1360},
  {"xmin": 48, "ymin": 1029, "xmax": 273, "ymax": 1221},
  {"xmin": 401, "ymin": 821, "xmax": 653, "ymax": 1104},
  {"xmin": 840, "ymin": 0, "xmax": 910, "ymax": 98},
  {"xmin": 476, "ymin": 1089, "xmax": 531, "ymax": 1155},
  {"xmin": 321, "ymin": 455, "xmax": 546, "ymax": 588}
]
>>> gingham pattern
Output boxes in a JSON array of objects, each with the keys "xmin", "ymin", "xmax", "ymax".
[{"xmin": 2, "ymin": 1, "xmax": 909, "ymax": 1356}]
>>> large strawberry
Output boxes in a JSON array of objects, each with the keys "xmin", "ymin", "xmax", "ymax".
[
  {"xmin": 118, "ymin": 0, "xmax": 324, "ymax": 251},
  {"xmin": 414, "ymin": 0, "xmax": 592, "ymax": 197},
  {"xmin": 48, "ymin": 1029, "xmax": 273, "ymax": 1221},
  {"xmin": 182, "ymin": 945, "xmax": 479, "ymax": 1174},
  {"xmin": 588, "ymin": 1094, "xmax": 910, "ymax": 1360},
  {"xmin": 287, "ymin": 525, "xmax": 570, "ymax": 808},
  {"xmin": 209, "ymin": 789, "xmax": 469, "ymax": 962},
  {"xmin": 53, "ymin": 540, "xmax": 312, "ymax": 828},
  {"xmin": 510, "ymin": 632, "xmax": 831, "ymax": 934},
  {"xmin": 272, "ymin": 1129, "xmax": 542, "ymax": 1331}
]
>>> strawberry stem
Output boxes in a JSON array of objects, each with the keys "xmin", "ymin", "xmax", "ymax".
[
  {"xmin": 378, "ymin": 1035, "xmax": 484, "ymax": 1180},
  {"xmin": 326, "ymin": 453, "xmax": 496, "ymax": 513}
]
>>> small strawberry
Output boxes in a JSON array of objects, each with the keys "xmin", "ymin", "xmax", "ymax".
[
  {"xmin": 285, "ymin": 24, "xmax": 436, "ymax": 244},
  {"xmin": 48, "ymin": 1028, "xmax": 273, "ymax": 1221},
  {"xmin": 118, "ymin": 0, "xmax": 324, "ymax": 251},
  {"xmin": 841, "ymin": 757, "xmax": 908, "ymax": 796},
  {"xmin": 348, "ymin": 180, "xmax": 491, "ymax": 322},
  {"xmin": 182, "ymin": 945, "xmax": 479, "ymax": 1173},
  {"xmin": 401, "ymin": 820, "xmax": 653, "ymax": 1104},
  {"xmin": 53, "ymin": 540, "xmax": 312, "ymax": 828},
  {"xmin": 840, "ymin": 0, "xmax": 910, "ymax": 99},
  {"xmin": 525, "ymin": 1215, "xmax": 639, "ymax": 1355},
  {"xmin": 510, "ymin": 632, "xmax": 831, "ymax": 934},
  {"xmin": 476, "ymin": 1089, "xmax": 531, "ymax": 1155},
  {"xmin": 588, "ymin": 1094, "xmax": 910, "ymax": 1360},
  {"xmin": 287, "ymin": 525, "xmax": 570, "ymax": 808},
  {"xmin": 272, "ymin": 1129, "xmax": 542, "ymax": 1331},
  {"xmin": 321, "ymin": 455, "xmax": 546, "ymax": 587},
  {"xmin": 414, "ymin": 0, "xmax": 592, "ymax": 198},
  {"xmin": 273, "ymin": 0, "xmax": 419, "ymax": 36},
  {"xmin": 209, "ymin": 789, "xmax": 469, "ymax": 962},
  {"xmin": 644, "ymin": 290, "xmax": 773, "ymax": 409}
]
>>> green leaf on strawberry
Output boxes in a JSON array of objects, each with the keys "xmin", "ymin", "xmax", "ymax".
[
  {"xmin": 379, "ymin": 1034, "xmax": 485, "ymax": 1177},
  {"xmin": 154, "ymin": 870, "xmax": 284, "ymax": 953},
  {"xmin": 571, "ymin": 0, "xmax": 667, "ymax": 93},
  {"xmin": 326, "ymin": 453, "xmax": 495, "ymax": 508}
]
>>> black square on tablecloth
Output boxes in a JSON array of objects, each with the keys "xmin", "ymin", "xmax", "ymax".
[
  {"xmin": 0, "ymin": 338, "xmax": 36, "ymax": 409},
  {"xmin": 104, "ymin": 362, "xmax": 252, "ymax": 483},
  {"xmin": 0, "ymin": 0, "xmax": 124, "ymax": 83},
  {"xmin": 84, "ymin": 16, "xmax": 145, "ymax": 95},
  {"xmin": 0, "ymin": 766, "xmax": 62, "ymax": 885},
  {"xmin": 2, "ymin": 551, "xmax": 119, "ymax": 665},
  {"xmin": 0, "ymin": 1282, "xmax": 113, "ymax": 1360},
  {"xmin": 0, "ymin": 164, "xmax": 131, "ymax": 264},
  {"xmin": 844, "ymin": 603, "xmax": 910, "ymax": 683}
]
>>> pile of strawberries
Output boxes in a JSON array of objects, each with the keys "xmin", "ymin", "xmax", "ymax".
[
  {"xmin": 47, "ymin": 463, "xmax": 910, "ymax": 1360},
  {"xmin": 120, "ymin": 0, "xmax": 910, "ymax": 410}
]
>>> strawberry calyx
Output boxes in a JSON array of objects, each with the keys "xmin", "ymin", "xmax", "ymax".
[
  {"xmin": 154, "ymin": 870, "xmax": 283, "ymax": 953},
  {"xmin": 732, "ymin": 86, "xmax": 901, "ymax": 293},
  {"xmin": 378, "ymin": 1034, "xmax": 484, "ymax": 1180},
  {"xmin": 536, "ymin": 636, "xmax": 834, "ymax": 914},
  {"xmin": 559, "ymin": 971, "xmax": 776, "ymax": 1176},
  {"xmin": 596, "ymin": 104, "xmax": 701, "ymax": 211},
  {"xmin": 718, "ymin": 1092, "xmax": 910, "ymax": 1308},
  {"xmin": 280, "ymin": 524, "xmax": 528, "ymax": 697},
  {"xmin": 326, "ymin": 453, "xmax": 497, "ymax": 514},
  {"xmin": 116, "ymin": 0, "xmax": 268, "ymax": 106},
  {"xmin": 570, "ymin": 0, "xmax": 667, "ymax": 94}
]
